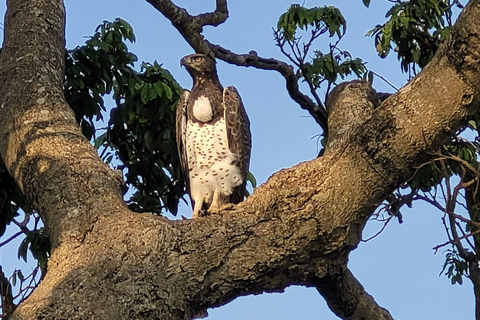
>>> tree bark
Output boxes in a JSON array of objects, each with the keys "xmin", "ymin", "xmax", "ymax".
[{"xmin": 1, "ymin": 0, "xmax": 480, "ymax": 319}]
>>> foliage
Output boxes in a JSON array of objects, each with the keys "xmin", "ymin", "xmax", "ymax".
[
  {"xmin": 276, "ymin": 5, "xmax": 346, "ymax": 41},
  {"xmin": 0, "ymin": 157, "xmax": 31, "ymax": 238},
  {"xmin": 103, "ymin": 61, "xmax": 184, "ymax": 214},
  {"xmin": 65, "ymin": 18, "xmax": 185, "ymax": 215},
  {"xmin": 440, "ymin": 249, "xmax": 469, "ymax": 285},
  {"xmin": 275, "ymin": 4, "xmax": 367, "ymax": 104},
  {"xmin": 409, "ymin": 139, "xmax": 478, "ymax": 192},
  {"xmin": 303, "ymin": 51, "xmax": 366, "ymax": 90},
  {"xmin": 17, "ymin": 227, "xmax": 50, "ymax": 276},
  {"xmin": 367, "ymin": 0, "xmax": 464, "ymax": 74}
]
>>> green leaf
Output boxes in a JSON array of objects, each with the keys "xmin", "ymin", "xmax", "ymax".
[
  {"xmin": 18, "ymin": 237, "xmax": 29, "ymax": 262},
  {"xmin": 141, "ymin": 84, "xmax": 150, "ymax": 104},
  {"xmin": 144, "ymin": 131, "xmax": 154, "ymax": 151},
  {"xmin": 362, "ymin": 0, "xmax": 370, "ymax": 7},
  {"xmin": 247, "ymin": 171, "xmax": 257, "ymax": 189}
]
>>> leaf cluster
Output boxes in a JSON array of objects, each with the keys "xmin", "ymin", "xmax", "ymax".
[
  {"xmin": 0, "ymin": 157, "xmax": 31, "ymax": 238},
  {"xmin": 64, "ymin": 18, "xmax": 138, "ymax": 140},
  {"xmin": 64, "ymin": 18, "xmax": 185, "ymax": 215},
  {"xmin": 277, "ymin": 5, "xmax": 346, "ymax": 41},
  {"xmin": 367, "ymin": 0, "xmax": 463, "ymax": 73},
  {"xmin": 303, "ymin": 51, "xmax": 366, "ymax": 90},
  {"xmin": 17, "ymin": 228, "xmax": 50, "ymax": 276},
  {"xmin": 103, "ymin": 61, "xmax": 184, "ymax": 215},
  {"xmin": 440, "ymin": 249, "xmax": 469, "ymax": 285},
  {"xmin": 275, "ymin": 4, "xmax": 366, "ymax": 108},
  {"xmin": 409, "ymin": 140, "xmax": 477, "ymax": 192}
]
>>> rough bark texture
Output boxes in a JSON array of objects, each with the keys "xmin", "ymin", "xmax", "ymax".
[{"xmin": 1, "ymin": 0, "xmax": 480, "ymax": 319}]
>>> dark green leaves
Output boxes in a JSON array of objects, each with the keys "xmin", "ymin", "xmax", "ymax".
[
  {"xmin": 440, "ymin": 250, "xmax": 469, "ymax": 285},
  {"xmin": 409, "ymin": 141, "xmax": 478, "ymax": 192},
  {"xmin": 0, "ymin": 157, "xmax": 31, "ymax": 238},
  {"xmin": 64, "ymin": 18, "xmax": 138, "ymax": 140},
  {"xmin": 275, "ymin": 4, "xmax": 365, "ymax": 107},
  {"xmin": 277, "ymin": 5, "xmax": 346, "ymax": 41},
  {"xmin": 64, "ymin": 19, "xmax": 186, "ymax": 215},
  {"xmin": 102, "ymin": 61, "xmax": 185, "ymax": 215},
  {"xmin": 303, "ymin": 51, "xmax": 366, "ymax": 89},
  {"xmin": 367, "ymin": 0, "xmax": 462, "ymax": 73},
  {"xmin": 17, "ymin": 228, "xmax": 51, "ymax": 276}
]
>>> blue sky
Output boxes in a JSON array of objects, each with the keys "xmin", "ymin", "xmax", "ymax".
[{"xmin": 0, "ymin": 0, "xmax": 474, "ymax": 319}]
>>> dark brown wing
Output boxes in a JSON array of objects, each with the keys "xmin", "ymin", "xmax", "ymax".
[
  {"xmin": 223, "ymin": 86, "xmax": 252, "ymax": 204},
  {"xmin": 176, "ymin": 90, "xmax": 190, "ymax": 192}
]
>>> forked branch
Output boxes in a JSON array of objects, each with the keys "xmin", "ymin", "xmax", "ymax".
[{"xmin": 145, "ymin": 0, "xmax": 328, "ymax": 133}]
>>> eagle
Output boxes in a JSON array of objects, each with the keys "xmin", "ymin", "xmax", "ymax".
[{"xmin": 176, "ymin": 53, "xmax": 251, "ymax": 218}]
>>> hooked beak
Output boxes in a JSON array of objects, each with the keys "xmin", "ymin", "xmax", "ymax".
[{"xmin": 180, "ymin": 57, "xmax": 187, "ymax": 68}]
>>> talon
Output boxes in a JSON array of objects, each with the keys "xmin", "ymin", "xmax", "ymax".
[
  {"xmin": 219, "ymin": 203, "xmax": 234, "ymax": 211},
  {"xmin": 207, "ymin": 204, "xmax": 220, "ymax": 214}
]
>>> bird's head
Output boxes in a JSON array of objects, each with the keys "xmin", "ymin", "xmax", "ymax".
[{"xmin": 180, "ymin": 54, "xmax": 218, "ymax": 81}]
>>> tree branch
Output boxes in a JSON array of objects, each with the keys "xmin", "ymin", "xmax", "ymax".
[
  {"xmin": 315, "ymin": 267, "xmax": 394, "ymax": 320},
  {"xmin": 3, "ymin": 0, "xmax": 480, "ymax": 319},
  {"xmin": 146, "ymin": 0, "xmax": 329, "ymax": 133}
]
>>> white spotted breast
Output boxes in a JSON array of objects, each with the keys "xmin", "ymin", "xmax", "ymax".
[{"xmin": 186, "ymin": 118, "xmax": 243, "ymax": 200}]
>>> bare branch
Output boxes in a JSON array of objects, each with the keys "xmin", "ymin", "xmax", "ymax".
[
  {"xmin": 209, "ymin": 43, "xmax": 328, "ymax": 132},
  {"xmin": 433, "ymin": 229, "xmax": 480, "ymax": 253},
  {"xmin": 194, "ymin": 0, "xmax": 228, "ymax": 27},
  {"xmin": 361, "ymin": 215, "xmax": 394, "ymax": 242},
  {"xmin": 146, "ymin": 0, "xmax": 329, "ymax": 133},
  {"xmin": 0, "ymin": 231, "xmax": 23, "ymax": 248}
]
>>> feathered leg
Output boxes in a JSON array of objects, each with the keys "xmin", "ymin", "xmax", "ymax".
[
  {"xmin": 192, "ymin": 197, "xmax": 204, "ymax": 218},
  {"xmin": 207, "ymin": 189, "xmax": 221, "ymax": 213}
]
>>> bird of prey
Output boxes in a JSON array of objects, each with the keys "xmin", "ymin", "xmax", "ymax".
[{"xmin": 176, "ymin": 53, "xmax": 251, "ymax": 218}]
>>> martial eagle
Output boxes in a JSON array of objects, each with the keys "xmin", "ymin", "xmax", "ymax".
[{"xmin": 176, "ymin": 53, "xmax": 251, "ymax": 218}]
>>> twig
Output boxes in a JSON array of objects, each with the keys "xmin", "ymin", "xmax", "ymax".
[
  {"xmin": 361, "ymin": 215, "xmax": 393, "ymax": 242},
  {"xmin": 0, "ymin": 231, "xmax": 23, "ymax": 248},
  {"xmin": 368, "ymin": 71, "xmax": 399, "ymax": 91},
  {"xmin": 433, "ymin": 229, "xmax": 480, "ymax": 254}
]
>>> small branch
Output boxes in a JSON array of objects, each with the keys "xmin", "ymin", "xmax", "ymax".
[
  {"xmin": 441, "ymin": 162, "xmax": 475, "ymax": 261},
  {"xmin": 12, "ymin": 265, "xmax": 40, "ymax": 305},
  {"xmin": 0, "ymin": 231, "xmax": 23, "ymax": 248},
  {"xmin": 368, "ymin": 71, "xmax": 399, "ymax": 91},
  {"xmin": 414, "ymin": 193, "xmax": 446, "ymax": 212},
  {"xmin": 433, "ymin": 229, "xmax": 480, "ymax": 254},
  {"xmin": 361, "ymin": 215, "xmax": 393, "ymax": 242},
  {"xmin": 209, "ymin": 43, "xmax": 328, "ymax": 133}
]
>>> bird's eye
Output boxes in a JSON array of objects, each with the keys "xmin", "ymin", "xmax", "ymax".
[{"xmin": 194, "ymin": 56, "xmax": 203, "ymax": 62}]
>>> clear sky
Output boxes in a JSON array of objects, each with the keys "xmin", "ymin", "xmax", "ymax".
[{"xmin": 0, "ymin": 0, "xmax": 473, "ymax": 319}]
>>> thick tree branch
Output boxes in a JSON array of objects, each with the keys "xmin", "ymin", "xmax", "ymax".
[
  {"xmin": 0, "ymin": 0, "xmax": 126, "ymax": 249},
  {"xmin": 315, "ymin": 267, "xmax": 394, "ymax": 320},
  {"xmin": 2, "ymin": 0, "xmax": 480, "ymax": 319},
  {"xmin": 146, "ymin": 0, "xmax": 329, "ymax": 133}
]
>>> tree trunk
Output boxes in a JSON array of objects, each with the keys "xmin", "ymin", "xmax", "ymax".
[{"xmin": 1, "ymin": 0, "xmax": 480, "ymax": 319}]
